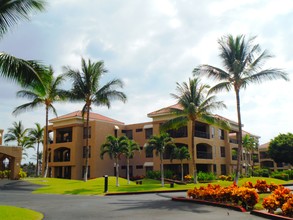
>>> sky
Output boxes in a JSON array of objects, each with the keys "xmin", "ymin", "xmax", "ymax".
[{"xmin": 0, "ymin": 0, "xmax": 293, "ymax": 161}]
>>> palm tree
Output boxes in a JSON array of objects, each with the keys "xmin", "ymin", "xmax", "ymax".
[
  {"xmin": 4, "ymin": 121, "xmax": 33, "ymax": 159},
  {"xmin": 28, "ymin": 123, "xmax": 44, "ymax": 176},
  {"xmin": 171, "ymin": 146, "xmax": 191, "ymax": 182},
  {"xmin": 20, "ymin": 136, "xmax": 35, "ymax": 159},
  {"xmin": 63, "ymin": 58, "xmax": 127, "ymax": 182},
  {"xmin": 145, "ymin": 133, "xmax": 176, "ymax": 187},
  {"xmin": 0, "ymin": 0, "xmax": 48, "ymax": 87},
  {"xmin": 100, "ymin": 135, "xmax": 128, "ymax": 187},
  {"xmin": 13, "ymin": 68, "xmax": 67, "ymax": 177},
  {"xmin": 161, "ymin": 78, "xmax": 229, "ymax": 183},
  {"xmin": 121, "ymin": 137, "xmax": 140, "ymax": 184},
  {"xmin": 194, "ymin": 34, "xmax": 289, "ymax": 184},
  {"xmin": 242, "ymin": 134, "xmax": 254, "ymax": 176},
  {"xmin": 0, "ymin": 0, "xmax": 46, "ymax": 38}
]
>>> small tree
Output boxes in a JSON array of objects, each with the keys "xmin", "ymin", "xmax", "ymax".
[
  {"xmin": 121, "ymin": 138, "xmax": 140, "ymax": 184},
  {"xmin": 100, "ymin": 136, "xmax": 127, "ymax": 187},
  {"xmin": 171, "ymin": 146, "xmax": 191, "ymax": 181},
  {"xmin": 145, "ymin": 133, "xmax": 176, "ymax": 187},
  {"xmin": 269, "ymin": 133, "xmax": 293, "ymax": 165}
]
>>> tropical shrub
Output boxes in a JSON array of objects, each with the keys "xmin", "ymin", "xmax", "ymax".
[
  {"xmin": 262, "ymin": 185, "xmax": 292, "ymax": 215},
  {"xmin": 146, "ymin": 170, "xmax": 160, "ymax": 180},
  {"xmin": 18, "ymin": 169, "xmax": 27, "ymax": 179},
  {"xmin": 283, "ymin": 170, "xmax": 293, "ymax": 180},
  {"xmin": 164, "ymin": 170, "xmax": 174, "ymax": 179},
  {"xmin": 197, "ymin": 171, "xmax": 216, "ymax": 182},
  {"xmin": 282, "ymin": 197, "xmax": 293, "ymax": 218},
  {"xmin": 253, "ymin": 168, "xmax": 270, "ymax": 177},
  {"xmin": 218, "ymin": 175, "xmax": 233, "ymax": 181},
  {"xmin": 3, "ymin": 170, "xmax": 11, "ymax": 179},
  {"xmin": 271, "ymin": 172, "xmax": 289, "ymax": 181},
  {"xmin": 184, "ymin": 174, "xmax": 192, "ymax": 182},
  {"xmin": 187, "ymin": 183, "xmax": 259, "ymax": 210},
  {"xmin": 254, "ymin": 179, "xmax": 269, "ymax": 193}
]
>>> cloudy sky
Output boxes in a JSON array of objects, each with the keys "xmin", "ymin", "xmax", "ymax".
[{"xmin": 0, "ymin": 0, "xmax": 292, "ymax": 158}]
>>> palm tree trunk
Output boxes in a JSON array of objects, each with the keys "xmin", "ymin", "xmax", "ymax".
[
  {"xmin": 160, "ymin": 154, "xmax": 164, "ymax": 187},
  {"xmin": 181, "ymin": 160, "xmax": 184, "ymax": 182},
  {"xmin": 127, "ymin": 158, "xmax": 130, "ymax": 184},
  {"xmin": 36, "ymin": 142, "xmax": 39, "ymax": 176},
  {"xmin": 84, "ymin": 104, "xmax": 90, "ymax": 182},
  {"xmin": 234, "ymin": 89, "xmax": 243, "ymax": 185},
  {"xmin": 191, "ymin": 120, "xmax": 197, "ymax": 184},
  {"xmin": 115, "ymin": 157, "xmax": 119, "ymax": 187},
  {"xmin": 43, "ymin": 106, "xmax": 49, "ymax": 178}
]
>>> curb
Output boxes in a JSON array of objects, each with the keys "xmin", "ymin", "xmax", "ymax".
[
  {"xmin": 171, "ymin": 197, "xmax": 247, "ymax": 212},
  {"xmin": 251, "ymin": 210, "xmax": 293, "ymax": 220},
  {"xmin": 105, "ymin": 189, "xmax": 187, "ymax": 196}
]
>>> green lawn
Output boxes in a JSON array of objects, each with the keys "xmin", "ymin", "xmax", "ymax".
[
  {"xmin": 0, "ymin": 205, "xmax": 43, "ymax": 220},
  {"xmin": 25, "ymin": 176, "xmax": 292, "ymax": 196}
]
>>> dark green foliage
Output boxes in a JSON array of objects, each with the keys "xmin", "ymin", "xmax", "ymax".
[
  {"xmin": 146, "ymin": 170, "xmax": 161, "ymax": 180},
  {"xmin": 269, "ymin": 133, "xmax": 293, "ymax": 164},
  {"xmin": 197, "ymin": 171, "xmax": 216, "ymax": 181},
  {"xmin": 271, "ymin": 172, "xmax": 289, "ymax": 181},
  {"xmin": 253, "ymin": 168, "xmax": 270, "ymax": 177}
]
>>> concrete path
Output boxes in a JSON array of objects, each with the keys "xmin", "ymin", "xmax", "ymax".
[{"xmin": 0, "ymin": 180, "xmax": 266, "ymax": 220}]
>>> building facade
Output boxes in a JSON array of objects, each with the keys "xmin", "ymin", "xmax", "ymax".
[
  {"xmin": 43, "ymin": 104, "xmax": 260, "ymax": 180},
  {"xmin": 259, "ymin": 143, "xmax": 291, "ymax": 171}
]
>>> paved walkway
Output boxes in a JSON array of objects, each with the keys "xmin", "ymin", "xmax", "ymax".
[{"xmin": 0, "ymin": 180, "xmax": 267, "ymax": 220}]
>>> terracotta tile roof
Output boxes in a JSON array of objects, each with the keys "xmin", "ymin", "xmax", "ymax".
[
  {"xmin": 259, "ymin": 142, "xmax": 269, "ymax": 149},
  {"xmin": 147, "ymin": 103, "xmax": 182, "ymax": 117},
  {"xmin": 50, "ymin": 110, "xmax": 124, "ymax": 124}
]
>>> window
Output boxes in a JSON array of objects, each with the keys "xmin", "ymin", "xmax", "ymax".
[
  {"xmin": 122, "ymin": 129, "xmax": 133, "ymax": 139},
  {"xmin": 83, "ymin": 146, "xmax": 91, "ymax": 158},
  {"xmin": 213, "ymin": 164, "xmax": 217, "ymax": 174},
  {"xmin": 211, "ymin": 127, "xmax": 215, "ymax": 138},
  {"xmin": 83, "ymin": 127, "xmax": 91, "ymax": 139},
  {"xmin": 136, "ymin": 165, "xmax": 143, "ymax": 169},
  {"xmin": 136, "ymin": 128, "xmax": 143, "ymax": 132},
  {"xmin": 167, "ymin": 126, "xmax": 188, "ymax": 138},
  {"xmin": 121, "ymin": 166, "xmax": 126, "ymax": 170},
  {"xmin": 221, "ymin": 164, "xmax": 226, "ymax": 175},
  {"xmin": 145, "ymin": 128, "xmax": 153, "ymax": 139},
  {"xmin": 220, "ymin": 147, "xmax": 225, "ymax": 157},
  {"xmin": 56, "ymin": 127, "xmax": 72, "ymax": 143},
  {"xmin": 218, "ymin": 129, "xmax": 224, "ymax": 140},
  {"xmin": 145, "ymin": 148, "xmax": 153, "ymax": 158}
]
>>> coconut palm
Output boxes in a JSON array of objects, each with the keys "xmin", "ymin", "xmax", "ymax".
[
  {"xmin": 12, "ymin": 68, "xmax": 67, "ymax": 177},
  {"xmin": 194, "ymin": 34, "xmax": 289, "ymax": 184},
  {"xmin": 28, "ymin": 123, "xmax": 44, "ymax": 176},
  {"xmin": 145, "ymin": 133, "xmax": 176, "ymax": 187},
  {"xmin": 121, "ymin": 137, "xmax": 140, "ymax": 184},
  {"xmin": 20, "ymin": 136, "xmax": 35, "ymax": 159},
  {"xmin": 171, "ymin": 146, "xmax": 191, "ymax": 182},
  {"xmin": 100, "ymin": 135, "xmax": 128, "ymax": 187},
  {"xmin": 63, "ymin": 58, "xmax": 127, "ymax": 182},
  {"xmin": 242, "ymin": 134, "xmax": 254, "ymax": 176},
  {"xmin": 4, "ymin": 121, "xmax": 33, "ymax": 159},
  {"xmin": 0, "ymin": 0, "xmax": 48, "ymax": 86},
  {"xmin": 161, "ymin": 78, "xmax": 229, "ymax": 183}
]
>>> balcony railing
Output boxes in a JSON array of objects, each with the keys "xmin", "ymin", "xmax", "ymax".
[
  {"xmin": 195, "ymin": 131, "xmax": 210, "ymax": 139},
  {"xmin": 197, "ymin": 151, "xmax": 212, "ymax": 159},
  {"xmin": 232, "ymin": 155, "xmax": 237, "ymax": 160}
]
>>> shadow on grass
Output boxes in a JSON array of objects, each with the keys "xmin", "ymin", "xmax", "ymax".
[{"xmin": 64, "ymin": 188, "xmax": 96, "ymax": 195}]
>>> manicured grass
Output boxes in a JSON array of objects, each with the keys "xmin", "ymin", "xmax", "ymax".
[
  {"xmin": 25, "ymin": 176, "xmax": 292, "ymax": 196},
  {"xmin": 0, "ymin": 205, "xmax": 43, "ymax": 220}
]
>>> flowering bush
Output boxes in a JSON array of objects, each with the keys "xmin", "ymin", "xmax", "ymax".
[
  {"xmin": 282, "ymin": 196, "xmax": 293, "ymax": 218},
  {"xmin": 187, "ymin": 183, "xmax": 258, "ymax": 210},
  {"xmin": 242, "ymin": 181, "xmax": 254, "ymax": 188},
  {"xmin": 268, "ymin": 183, "xmax": 279, "ymax": 192},
  {"xmin": 262, "ymin": 185, "xmax": 293, "ymax": 216},
  {"xmin": 254, "ymin": 179, "xmax": 269, "ymax": 193},
  {"xmin": 218, "ymin": 175, "xmax": 233, "ymax": 181},
  {"xmin": 184, "ymin": 174, "xmax": 192, "ymax": 182}
]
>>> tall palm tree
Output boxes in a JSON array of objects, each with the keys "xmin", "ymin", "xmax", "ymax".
[
  {"xmin": 121, "ymin": 137, "xmax": 140, "ymax": 184},
  {"xmin": 242, "ymin": 134, "xmax": 254, "ymax": 176},
  {"xmin": 171, "ymin": 146, "xmax": 191, "ymax": 182},
  {"xmin": 161, "ymin": 78, "xmax": 229, "ymax": 183},
  {"xmin": 4, "ymin": 121, "xmax": 33, "ymax": 159},
  {"xmin": 100, "ymin": 135, "xmax": 128, "ymax": 187},
  {"xmin": 194, "ymin": 34, "xmax": 289, "ymax": 184},
  {"xmin": 12, "ymin": 67, "xmax": 67, "ymax": 177},
  {"xmin": 0, "ymin": 0, "xmax": 48, "ymax": 87},
  {"xmin": 28, "ymin": 123, "xmax": 44, "ymax": 176},
  {"xmin": 64, "ymin": 58, "xmax": 127, "ymax": 182},
  {"xmin": 20, "ymin": 136, "xmax": 35, "ymax": 159},
  {"xmin": 145, "ymin": 133, "xmax": 176, "ymax": 187}
]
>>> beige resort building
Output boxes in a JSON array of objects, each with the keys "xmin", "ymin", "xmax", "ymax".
[{"xmin": 43, "ymin": 104, "xmax": 260, "ymax": 180}]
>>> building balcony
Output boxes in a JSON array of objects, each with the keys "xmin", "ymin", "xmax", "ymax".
[
  {"xmin": 197, "ymin": 151, "xmax": 213, "ymax": 159},
  {"xmin": 195, "ymin": 131, "xmax": 210, "ymax": 139}
]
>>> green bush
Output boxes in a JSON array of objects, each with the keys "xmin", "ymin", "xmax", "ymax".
[
  {"xmin": 197, "ymin": 171, "xmax": 216, "ymax": 181},
  {"xmin": 146, "ymin": 170, "xmax": 161, "ymax": 180},
  {"xmin": 271, "ymin": 172, "xmax": 289, "ymax": 181},
  {"xmin": 164, "ymin": 170, "xmax": 174, "ymax": 179},
  {"xmin": 3, "ymin": 170, "xmax": 11, "ymax": 179},
  {"xmin": 253, "ymin": 168, "xmax": 270, "ymax": 177},
  {"xmin": 18, "ymin": 169, "xmax": 27, "ymax": 179},
  {"xmin": 283, "ymin": 170, "xmax": 293, "ymax": 180}
]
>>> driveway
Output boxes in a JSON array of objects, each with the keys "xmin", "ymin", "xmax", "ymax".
[{"xmin": 0, "ymin": 180, "xmax": 265, "ymax": 220}]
